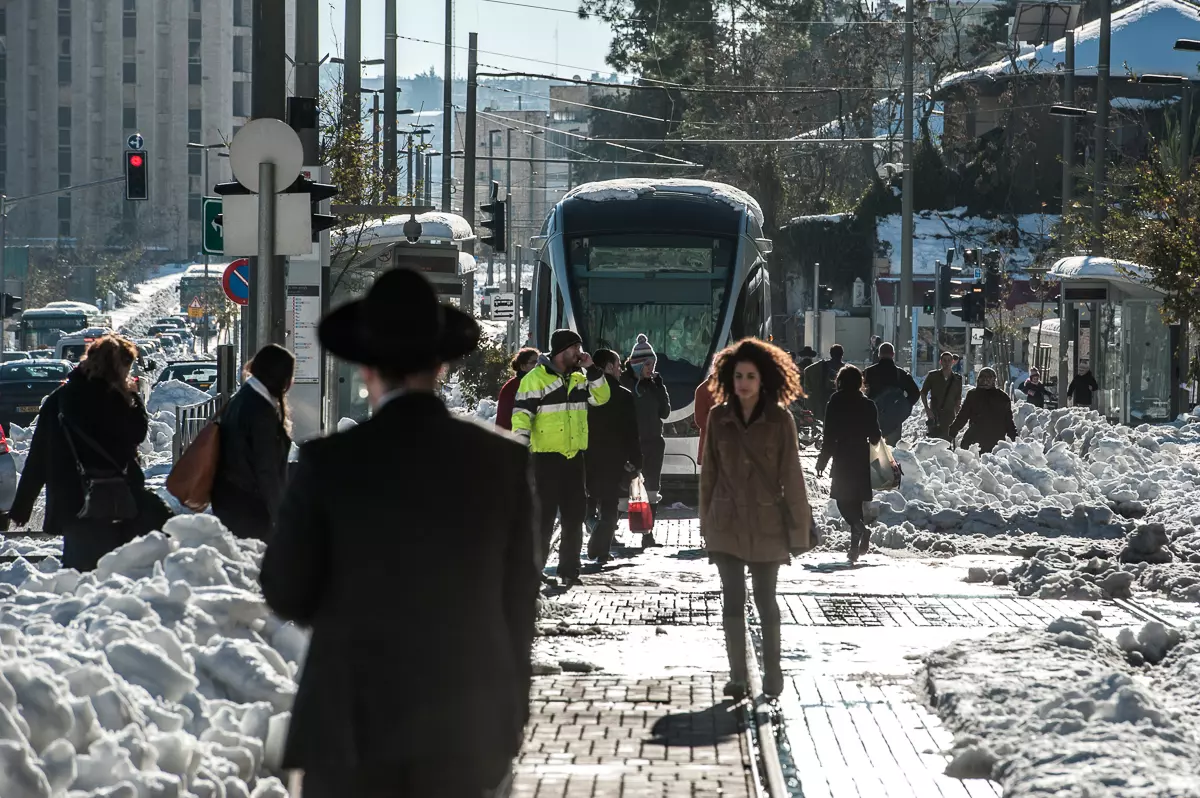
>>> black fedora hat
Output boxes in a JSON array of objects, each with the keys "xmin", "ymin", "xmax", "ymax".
[{"xmin": 319, "ymin": 268, "xmax": 480, "ymax": 370}]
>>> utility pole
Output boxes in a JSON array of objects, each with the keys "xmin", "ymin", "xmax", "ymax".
[
  {"xmin": 343, "ymin": 0, "xmax": 362, "ymax": 128},
  {"xmin": 295, "ymin": 0, "xmax": 321, "ymax": 164},
  {"xmin": 463, "ymin": 32, "xmax": 479, "ymax": 228},
  {"xmin": 442, "ymin": 0, "xmax": 454, "ymax": 211},
  {"xmin": 812, "ymin": 261, "xmax": 821, "ymax": 356},
  {"xmin": 1092, "ymin": 0, "xmax": 1111, "ymax": 251},
  {"xmin": 487, "ymin": 130, "xmax": 495, "ymax": 286},
  {"xmin": 371, "ymin": 92, "xmax": 381, "ymax": 164},
  {"xmin": 901, "ymin": 0, "xmax": 916, "ymax": 369},
  {"xmin": 251, "ymin": 0, "xmax": 288, "ymax": 352},
  {"xmin": 506, "ymin": 127, "xmax": 513, "ymax": 291},
  {"xmin": 1059, "ymin": 29, "xmax": 1075, "ymax": 396},
  {"xmin": 406, "ymin": 137, "xmax": 414, "ymax": 199},
  {"xmin": 934, "ymin": 261, "xmax": 944, "ymax": 352},
  {"xmin": 384, "ymin": 0, "xmax": 398, "ymax": 198}
]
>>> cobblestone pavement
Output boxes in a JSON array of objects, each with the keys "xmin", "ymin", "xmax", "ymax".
[{"xmin": 522, "ymin": 514, "xmax": 1088, "ymax": 796}]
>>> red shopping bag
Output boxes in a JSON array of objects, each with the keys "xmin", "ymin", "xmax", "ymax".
[{"xmin": 628, "ymin": 475, "xmax": 654, "ymax": 532}]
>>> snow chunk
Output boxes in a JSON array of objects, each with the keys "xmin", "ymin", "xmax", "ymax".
[{"xmin": 148, "ymin": 379, "xmax": 212, "ymax": 415}]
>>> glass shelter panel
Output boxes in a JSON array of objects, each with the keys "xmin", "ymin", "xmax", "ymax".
[{"xmin": 1125, "ymin": 301, "xmax": 1172, "ymax": 423}]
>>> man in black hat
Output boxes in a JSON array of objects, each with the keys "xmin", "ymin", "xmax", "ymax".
[
  {"xmin": 511, "ymin": 328, "xmax": 610, "ymax": 587},
  {"xmin": 260, "ymin": 269, "xmax": 538, "ymax": 798}
]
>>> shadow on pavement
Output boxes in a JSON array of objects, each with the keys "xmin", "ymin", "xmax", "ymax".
[
  {"xmin": 801, "ymin": 561, "xmax": 886, "ymax": 573},
  {"xmin": 649, "ymin": 700, "xmax": 743, "ymax": 746},
  {"xmin": 669, "ymin": 548, "xmax": 709, "ymax": 560}
]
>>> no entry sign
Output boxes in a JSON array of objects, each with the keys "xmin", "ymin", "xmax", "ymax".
[{"xmin": 222, "ymin": 258, "xmax": 251, "ymax": 306}]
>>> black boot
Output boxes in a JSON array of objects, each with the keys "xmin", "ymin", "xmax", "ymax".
[
  {"xmin": 848, "ymin": 527, "xmax": 861, "ymax": 563},
  {"xmin": 761, "ymin": 606, "xmax": 784, "ymax": 699},
  {"xmin": 723, "ymin": 618, "xmax": 749, "ymax": 700}
]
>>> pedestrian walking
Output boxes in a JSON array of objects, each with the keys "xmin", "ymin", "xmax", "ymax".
[
  {"xmin": 864, "ymin": 342, "xmax": 920, "ymax": 444},
  {"xmin": 802, "ymin": 344, "xmax": 845, "ymax": 422},
  {"xmin": 585, "ymin": 349, "xmax": 642, "ymax": 566},
  {"xmin": 10, "ymin": 335, "xmax": 171, "ymax": 571},
  {"xmin": 495, "ymin": 347, "xmax": 539, "ymax": 431},
  {"xmin": 261, "ymin": 269, "xmax": 538, "ymax": 798},
  {"xmin": 700, "ymin": 339, "xmax": 813, "ymax": 700},
  {"xmin": 948, "ymin": 367, "xmax": 1017, "ymax": 454},
  {"xmin": 1017, "ymin": 367, "xmax": 1053, "ymax": 408},
  {"xmin": 920, "ymin": 351, "xmax": 963, "ymax": 440},
  {"xmin": 621, "ymin": 334, "xmax": 670, "ymax": 511},
  {"xmin": 512, "ymin": 329, "xmax": 611, "ymax": 587},
  {"xmin": 210, "ymin": 344, "xmax": 294, "ymax": 542},
  {"xmin": 795, "ymin": 346, "xmax": 818, "ymax": 374},
  {"xmin": 1066, "ymin": 363, "xmax": 1099, "ymax": 408},
  {"xmin": 815, "ymin": 365, "xmax": 882, "ymax": 563}
]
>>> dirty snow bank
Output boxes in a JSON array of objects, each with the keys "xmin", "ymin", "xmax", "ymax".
[
  {"xmin": 0, "ymin": 514, "xmax": 301, "ymax": 797},
  {"xmin": 922, "ymin": 616, "xmax": 1200, "ymax": 797},
  {"xmin": 148, "ymin": 380, "xmax": 212, "ymax": 415}
]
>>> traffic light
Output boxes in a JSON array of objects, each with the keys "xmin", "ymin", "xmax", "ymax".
[
  {"xmin": 520, "ymin": 287, "xmax": 532, "ymax": 316},
  {"xmin": 922, "ymin": 290, "xmax": 936, "ymax": 315},
  {"xmin": 963, "ymin": 248, "xmax": 979, "ymax": 269},
  {"xmin": 289, "ymin": 174, "xmax": 340, "ymax": 242},
  {"xmin": 984, "ymin": 249, "xmax": 1002, "ymax": 307},
  {"xmin": 124, "ymin": 150, "xmax": 149, "ymax": 201},
  {"xmin": 1, "ymin": 293, "xmax": 21, "ymax": 318},
  {"xmin": 480, "ymin": 182, "xmax": 507, "ymax": 253},
  {"xmin": 950, "ymin": 287, "xmax": 986, "ymax": 325},
  {"xmin": 818, "ymin": 285, "xmax": 834, "ymax": 310},
  {"xmin": 212, "ymin": 180, "xmax": 253, "ymax": 235}
]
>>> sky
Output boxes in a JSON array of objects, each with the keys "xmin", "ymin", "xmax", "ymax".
[{"xmin": 319, "ymin": 0, "xmax": 618, "ymax": 80}]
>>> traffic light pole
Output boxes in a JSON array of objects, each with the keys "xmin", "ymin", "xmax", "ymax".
[
  {"xmin": 463, "ymin": 33, "xmax": 479, "ymax": 228},
  {"xmin": 934, "ymin": 261, "xmax": 944, "ymax": 353},
  {"xmin": 251, "ymin": 0, "xmax": 288, "ymax": 351},
  {"xmin": 441, "ymin": 0, "xmax": 454, "ymax": 212}
]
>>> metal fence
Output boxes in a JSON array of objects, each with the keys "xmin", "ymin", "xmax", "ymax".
[{"xmin": 172, "ymin": 395, "xmax": 223, "ymax": 463}]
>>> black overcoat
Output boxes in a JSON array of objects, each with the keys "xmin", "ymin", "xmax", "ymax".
[
  {"xmin": 816, "ymin": 389, "xmax": 882, "ymax": 503},
  {"xmin": 211, "ymin": 384, "xmax": 290, "ymax": 541},
  {"xmin": 259, "ymin": 392, "xmax": 539, "ymax": 789},
  {"xmin": 948, "ymin": 387, "xmax": 1017, "ymax": 454},
  {"xmin": 585, "ymin": 374, "xmax": 642, "ymax": 498}
]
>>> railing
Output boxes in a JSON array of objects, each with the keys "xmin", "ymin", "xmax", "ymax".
[{"xmin": 172, "ymin": 394, "xmax": 224, "ymax": 463}]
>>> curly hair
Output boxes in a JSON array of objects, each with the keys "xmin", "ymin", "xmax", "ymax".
[
  {"xmin": 708, "ymin": 338, "xmax": 803, "ymax": 406},
  {"xmin": 78, "ymin": 335, "xmax": 138, "ymax": 394},
  {"xmin": 511, "ymin": 347, "xmax": 539, "ymax": 374}
]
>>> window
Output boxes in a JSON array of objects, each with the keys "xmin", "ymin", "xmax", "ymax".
[
  {"xmin": 192, "ymin": 0, "xmax": 201, "ymax": 12},
  {"xmin": 58, "ymin": 220, "xmax": 71, "ymax": 237},
  {"xmin": 188, "ymin": 148, "xmax": 201, "ymax": 176},
  {"xmin": 58, "ymin": 13, "xmax": 71, "ymax": 37},
  {"xmin": 58, "ymin": 56, "xmax": 71, "ymax": 85},
  {"xmin": 188, "ymin": 109, "xmax": 201, "ymax": 130},
  {"xmin": 58, "ymin": 106, "xmax": 71, "ymax": 127},
  {"xmin": 59, "ymin": 173, "xmax": 70, "ymax": 188},
  {"xmin": 58, "ymin": 196, "xmax": 71, "ymax": 220},
  {"xmin": 233, "ymin": 82, "xmax": 246, "ymax": 117},
  {"xmin": 122, "ymin": 106, "xmax": 136, "ymax": 129},
  {"xmin": 123, "ymin": 14, "xmax": 136, "ymax": 38},
  {"xmin": 124, "ymin": 0, "xmax": 136, "ymax": 10},
  {"xmin": 124, "ymin": 62, "xmax": 136, "ymax": 84},
  {"xmin": 58, "ymin": 129, "xmax": 69, "ymax": 146},
  {"xmin": 188, "ymin": 196, "xmax": 202, "ymax": 221},
  {"xmin": 233, "ymin": 0, "xmax": 245, "ymax": 26},
  {"xmin": 0, "ymin": 8, "xmax": 7, "ymax": 35},
  {"xmin": 189, "ymin": 63, "xmax": 201, "ymax": 85},
  {"xmin": 58, "ymin": 149, "xmax": 71, "ymax": 172},
  {"xmin": 233, "ymin": 36, "xmax": 245, "ymax": 72},
  {"xmin": 188, "ymin": 19, "xmax": 201, "ymax": 40}
]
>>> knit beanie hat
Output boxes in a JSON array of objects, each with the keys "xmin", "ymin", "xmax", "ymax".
[
  {"xmin": 628, "ymin": 334, "xmax": 656, "ymax": 367},
  {"xmin": 550, "ymin": 328, "xmax": 583, "ymax": 358}
]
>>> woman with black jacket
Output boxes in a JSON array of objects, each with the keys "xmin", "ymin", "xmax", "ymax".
[
  {"xmin": 585, "ymin": 349, "xmax": 642, "ymax": 565},
  {"xmin": 212, "ymin": 344, "xmax": 294, "ymax": 541},
  {"xmin": 10, "ymin": 335, "xmax": 170, "ymax": 571},
  {"xmin": 815, "ymin": 365, "xmax": 882, "ymax": 563}
]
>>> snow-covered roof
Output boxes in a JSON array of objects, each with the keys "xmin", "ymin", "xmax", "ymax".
[
  {"xmin": 1049, "ymin": 254, "xmax": 1160, "ymax": 285},
  {"xmin": 792, "ymin": 94, "xmax": 944, "ymax": 144},
  {"xmin": 565, "ymin": 178, "xmax": 765, "ymax": 227},
  {"xmin": 876, "ymin": 209, "xmax": 1057, "ymax": 275},
  {"xmin": 354, "ymin": 211, "xmax": 475, "ymax": 245},
  {"xmin": 785, "ymin": 213, "xmax": 853, "ymax": 227},
  {"xmin": 939, "ymin": 0, "xmax": 1200, "ymax": 89}
]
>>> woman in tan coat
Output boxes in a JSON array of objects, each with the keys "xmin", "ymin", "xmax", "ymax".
[{"xmin": 701, "ymin": 338, "xmax": 813, "ymax": 700}]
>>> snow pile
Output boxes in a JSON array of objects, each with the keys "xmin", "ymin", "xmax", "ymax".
[
  {"xmin": 0, "ymin": 514, "xmax": 301, "ymax": 797},
  {"xmin": 148, "ymin": 381, "xmax": 212, "ymax": 416},
  {"xmin": 922, "ymin": 616, "xmax": 1200, "ymax": 797},
  {"xmin": 564, "ymin": 178, "xmax": 765, "ymax": 227}
]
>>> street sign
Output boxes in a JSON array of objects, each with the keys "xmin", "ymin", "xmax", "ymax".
[
  {"xmin": 492, "ymin": 293, "xmax": 516, "ymax": 321},
  {"xmin": 229, "ymin": 118, "xmax": 304, "ymax": 193},
  {"xmin": 222, "ymin": 258, "xmax": 251, "ymax": 306},
  {"xmin": 127, "ymin": 133, "xmax": 144, "ymax": 151},
  {"xmin": 973, "ymin": 268, "xmax": 983, "ymax": 281},
  {"xmin": 202, "ymin": 197, "xmax": 223, "ymax": 255},
  {"xmin": 188, "ymin": 296, "xmax": 204, "ymax": 319},
  {"xmin": 971, "ymin": 327, "xmax": 985, "ymax": 346}
]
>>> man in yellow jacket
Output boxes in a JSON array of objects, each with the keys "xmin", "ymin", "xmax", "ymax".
[{"xmin": 512, "ymin": 329, "xmax": 610, "ymax": 587}]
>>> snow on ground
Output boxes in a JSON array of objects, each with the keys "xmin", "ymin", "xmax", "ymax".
[
  {"xmin": 148, "ymin": 381, "xmax": 212, "ymax": 416},
  {"xmin": 109, "ymin": 268, "xmax": 186, "ymax": 332},
  {"xmin": 0, "ymin": 515, "xmax": 297, "ymax": 798},
  {"xmin": 922, "ymin": 615, "xmax": 1200, "ymax": 797}
]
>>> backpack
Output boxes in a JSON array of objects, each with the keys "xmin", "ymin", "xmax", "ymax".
[
  {"xmin": 166, "ymin": 420, "xmax": 221, "ymax": 511},
  {"xmin": 874, "ymin": 385, "xmax": 912, "ymax": 435}
]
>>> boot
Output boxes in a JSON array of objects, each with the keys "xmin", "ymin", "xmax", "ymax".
[
  {"xmin": 848, "ymin": 528, "xmax": 861, "ymax": 563},
  {"xmin": 856, "ymin": 524, "xmax": 872, "ymax": 557},
  {"xmin": 761, "ymin": 608, "xmax": 784, "ymax": 699},
  {"xmin": 722, "ymin": 619, "xmax": 749, "ymax": 700}
]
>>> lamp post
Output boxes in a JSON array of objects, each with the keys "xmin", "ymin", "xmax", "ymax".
[{"xmin": 186, "ymin": 142, "xmax": 227, "ymax": 352}]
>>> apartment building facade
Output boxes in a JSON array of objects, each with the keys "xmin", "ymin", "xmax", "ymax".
[{"xmin": 1, "ymin": 0, "xmax": 294, "ymax": 261}]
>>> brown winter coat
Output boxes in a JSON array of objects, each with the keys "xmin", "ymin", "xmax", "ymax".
[{"xmin": 700, "ymin": 401, "xmax": 814, "ymax": 563}]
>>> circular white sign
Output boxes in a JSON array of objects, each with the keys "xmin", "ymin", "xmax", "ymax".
[
  {"xmin": 127, "ymin": 133, "xmax": 144, "ymax": 151},
  {"xmin": 229, "ymin": 118, "xmax": 304, "ymax": 193}
]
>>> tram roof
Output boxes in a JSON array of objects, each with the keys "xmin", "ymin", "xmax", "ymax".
[
  {"xmin": 563, "ymin": 179, "xmax": 764, "ymax": 227},
  {"xmin": 352, "ymin": 211, "xmax": 474, "ymax": 245}
]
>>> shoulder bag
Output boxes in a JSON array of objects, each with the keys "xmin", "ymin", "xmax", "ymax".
[
  {"xmin": 734, "ymin": 432, "xmax": 815, "ymax": 555},
  {"xmin": 58, "ymin": 408, "xmax": 139, "ymax": 522}
]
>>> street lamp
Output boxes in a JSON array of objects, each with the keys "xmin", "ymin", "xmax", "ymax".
[
  {"xmin": 186, "ymin": 142, "xmax": 228, "ymax": 352},
  {"xmin": 1048, "ymin": 104, "xmax": 1095, "ymax": 117}
]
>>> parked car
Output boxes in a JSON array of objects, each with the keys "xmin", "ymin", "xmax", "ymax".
[
  {"xmin": 27, "ymin": 349, "xmax": 54, "ymax": 359},
  {"xmin": 55, "ymin": 329, "xmax": 115, "ymax": 364},
  {"xmin": 1, "ymin": 352, "xmax": 31, "ymax": 362},
  {"xmin": 158, "ymin": 333, "xmax": 182, "ymax": 349},
  {"xmin": 0, "ymin": 360, "xmax": 71, "ymax": 432},
  {"xmin": 147, "ymin": 324, "xmax": 179, "ymax": 338},
  {"xmin": 155, "ymin": 360, "xmax": 219, "ymax": 391}
]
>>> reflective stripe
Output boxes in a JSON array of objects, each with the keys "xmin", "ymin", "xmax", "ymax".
[
  {"xmin": 516, "ymin": 376, "xmax": 564, "ymax": 402},
  {"xmin": 534, "ymin": 401, "xmax": 573, "ymax": 415}
]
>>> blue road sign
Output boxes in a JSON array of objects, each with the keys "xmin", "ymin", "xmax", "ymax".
[{"xmin": 222, "ymin": 258, "xmax": 250, "ymax": 306}]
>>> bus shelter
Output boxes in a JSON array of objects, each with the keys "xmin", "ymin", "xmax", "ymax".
[{"xmin": 1050, "ymin": 256, "xmax": 1188, "ymax": 425}]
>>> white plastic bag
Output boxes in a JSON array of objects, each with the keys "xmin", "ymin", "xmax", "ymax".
[{"xmin": 869, "ymin": 439, "xmax": 902, "ymax": 491}]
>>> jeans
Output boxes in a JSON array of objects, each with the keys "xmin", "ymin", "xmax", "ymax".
[
  {"xmin": 532, "ymin": 452, "xmax": 586, "ymax": 580},
  {"xmin": 586, "ymin": 490, "xmax": 621, "ymax": 560},
  {"xmin": 713, "ymin": 554, "xmax": 783, "ymax": 695}
]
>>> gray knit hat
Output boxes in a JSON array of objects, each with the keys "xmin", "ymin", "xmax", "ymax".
[{"xmin": 628, "ymin": 334, "xmax": 656, "ymax": 365}]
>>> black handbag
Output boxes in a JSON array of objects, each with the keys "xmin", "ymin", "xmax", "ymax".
[{"xmin": 58, "ymin": 409, "xmax": 139, "ymax": 523}]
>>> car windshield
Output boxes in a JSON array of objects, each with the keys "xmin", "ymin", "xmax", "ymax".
[
  {"xmin": 165, "ymin": 364, "xmax": 217, "ymax": 384},
  {"xmin": 1, "ymin": 363, "xmax": 70, "ymax": 380},
  {"xmin": 61, "ymin": 344, "xmax": 87, "ymax": 363}
]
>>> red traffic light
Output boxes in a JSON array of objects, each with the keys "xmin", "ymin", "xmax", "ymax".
[{"xmin": 129, "ymin": 154, "xmax": 144, "ymax": 168}]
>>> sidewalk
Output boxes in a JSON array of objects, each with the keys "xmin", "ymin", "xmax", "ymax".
[{"xmin": 525, "ymin": 516, "xmax": 1144, "ymax": 797}]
